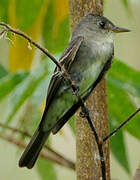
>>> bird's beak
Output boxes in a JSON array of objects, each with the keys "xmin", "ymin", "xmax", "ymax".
[{"xmin": 112, "ymin": 26, "xmax": 131, "ymax": 33}]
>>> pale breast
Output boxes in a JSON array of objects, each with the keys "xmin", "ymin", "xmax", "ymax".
[{"xmin": 86, "ymin": 37, "xmax": 114, "ymax": 62}]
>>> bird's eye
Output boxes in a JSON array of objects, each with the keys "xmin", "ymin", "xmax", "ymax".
[{"xmin": 99, "ymin": 21, "xmax": 106, "ymax": 28}]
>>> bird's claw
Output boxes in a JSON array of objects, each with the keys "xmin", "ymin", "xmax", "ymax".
[
  {"xmin": 53, "ymin": 71, "xmax": 63, "ymax": 78},
  {"xmin": 79, "ymin": 107, "xmax": 89, "ymax": 118},
  {"xmin": 72, "ymin": 85, "xmax": 80, "ymax": 95}
]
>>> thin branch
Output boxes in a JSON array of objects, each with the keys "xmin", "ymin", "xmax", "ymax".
[
  {"xmin": 103, "ymin": 108, "xmax": 140, "ymax": 142},
  {"xmin": 0, "ymin": 122, "xmax": 31, "ymax": 136},
  {"xmin": 85, "ymin": 115, "xmax": 106, "ymax": 180},
  {"xmin": 0, "ymin": 134, "xmax": 75, "ymax": 170},
  {"xmin": 0, "ymin": 28, "xmax": 7, "ymax": 37},
  {"xmin": 134, "ymin": 164, "xmax": 140, "ymax": 180},
  {"xmin": 0, "ymin": 122, "xmax": 75, "ymax": 170}
]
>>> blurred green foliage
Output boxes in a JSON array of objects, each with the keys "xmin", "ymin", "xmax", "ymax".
[
  {"xmin": 37, "ymin": 158, "xmax": 57, "ymax": 180},
  {"xmin": 0, "ymin": 0, "xmax": 9, "ymax": 22},
  {"xmin": 15, "ymin": 0, "xmax": 46, "ymax": 30}
]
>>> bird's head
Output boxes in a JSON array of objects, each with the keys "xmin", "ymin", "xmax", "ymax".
[{"xmin": 72, "ymin": 14, "xmax": 130, "ymax": 42}]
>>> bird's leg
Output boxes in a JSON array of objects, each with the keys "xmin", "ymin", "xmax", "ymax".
[
  {"xmin": 72, "ymin": 84, "xmax": 80, "ymax": 95},
  {"xmin": 53, "ymin": 71, "xmax": 63, "ymax": 78},
  {"xmin": 79, "ymin": 106, "xmax": 89, "ymax": 118}
]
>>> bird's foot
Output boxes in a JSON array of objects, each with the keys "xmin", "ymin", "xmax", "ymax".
[
  {"xmin": 53, "ymin": 71, "xmax": 63, "ymax": 78},
  {"xmin": 79, "ymin": 107, "xmax": 89, "ymax": 118},
  {"xmin": 72, "ymin": 85, "xmax": 80, "ymax": 95}
]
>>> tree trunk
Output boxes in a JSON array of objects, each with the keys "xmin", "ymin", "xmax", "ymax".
[{"xmin": 68, "ymin": 0, "xmax": 110, "ymax": 180}]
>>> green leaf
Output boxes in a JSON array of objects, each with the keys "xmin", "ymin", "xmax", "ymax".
[
  {"xmin": 108, "ymin": 60, "xmax": 140, "ymax": 98},
  {"xmin": 68, "ymin": 116, "xmax": 75, "ymax": 134},
  {"xmin": 37, "ymin": 158, "xmax": 57, "ymax": 180},
  {"xmin": 0, "ymin": 0, "xmax": 9, "ymax": 22},
  {"xmin": 121, "ymin": 0, "xmax": 132, "ymax": 13},
  {"xmin": 0, "ymin": 71, "xmax": 28, "ymax": 101},
  {"xmin": 108, "ymin": 60, "xmax": 140, "ymax": 170},
  {"xmin": 0, "ymin": 65, "xmax": 8, "ymax": 78},
  {"xmin": 31, "ymin": 74, "xmax": 51, "ymax": 105},
  {"xmin": 107, "ymin": 80, "xmax": 140, "ymax": 139},
  {"xmin": 31, "ymin": 57, "xmax": 55, "ymax": 105},
  {"xmin": 121, "ymin": 0, "xmax": 129, "ymax": 8},
  {"xmin": 15, "ymin": 0, "xmax": 46, "ymax": 30},
  {"xmin": 5, "ymin": 63, "xmax": 49, "ymax": 125},
  {"xmin": 110, "ymin": 116, "xmax": 130, "ymax": 173},
  {"xmin": 42, "ymin": 1, "xmax": 70, "ymax": 53}
]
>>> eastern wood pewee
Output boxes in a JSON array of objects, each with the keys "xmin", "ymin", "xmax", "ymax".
[{"xmin": 19, "ymin": 14, "xmax": 130, "ymax": 168}]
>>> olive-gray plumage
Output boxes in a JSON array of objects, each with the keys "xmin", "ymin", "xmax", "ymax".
[{"xmin": 19, "ymin": 14, "xmax": 130, "ymax": 169}]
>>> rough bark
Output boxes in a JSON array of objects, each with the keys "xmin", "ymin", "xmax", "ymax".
[{"xmin": 68, "ymin": 0, "xmax": 110, "ymax": 180}]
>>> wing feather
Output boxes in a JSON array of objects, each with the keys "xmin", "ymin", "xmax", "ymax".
[{"xmin": 40, "ymin": 36, "xmax": 84, "ymax": 123}]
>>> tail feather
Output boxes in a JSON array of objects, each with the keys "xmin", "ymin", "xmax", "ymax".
[{"xmin": 19, "ymin": 129, "xmax": 50, "ymax": 169}]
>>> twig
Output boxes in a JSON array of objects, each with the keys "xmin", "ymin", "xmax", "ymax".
[
  {"xmin": 85, "ymin": 115, "xmax": 106, "ymax": 179},
  {"xmin": 134, "ymin": 164, "xmax": 140, "ymax": 180},
  {"xmin": 0, "ymin": 134, "xmax": 75, "ymax": 170},
  {"xmin": 0, "ymin": 22, "xmax": 105, "ymax": 178},
  {"xmin": 0, "ymin": 122, "xmax": 75, "ymax": 170},
  {"xmin": 103, "ymin": 108, "xmax": 140, "ymax": 142},
  {"xmin": 0, "ymin": 122, "xmax": 30, "ymax": 136},
  {"xmin": 0, "ymin": 29, "xmax": 7, "ymax": 37}
]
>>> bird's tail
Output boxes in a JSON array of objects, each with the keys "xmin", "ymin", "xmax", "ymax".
[{"xmin": 19, "ymin": 129, "xmax": 50, "ymax": 169}]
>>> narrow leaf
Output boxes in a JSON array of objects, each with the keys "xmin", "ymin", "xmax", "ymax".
[
  {"xmin": 0, "ymin": 71, "xmax": 28, "ymax": 101},
  {"xmin": 0, "ymin": 0, "xmax": 9, "ymax": 22},
  {"xmin": 37, "ymin": 158, "xmax": 57, "ymax": 180},
  {"xmin": 122, "ymin": 0, "xmax": 129, "ymax": 8},
  {"xmin": 0, "ymin": 65, "xmax": 8, "ymax": 78},
  {"xmin": 121, "ymin": 0, "xmax": 131, "ymax": 13},
  {"xmin": 110, "ymin": 115, "xmax": 130, "ymax": 173},
  {"xmin": 68, "ymin": 116, "xmax": 75, "ymax": 134},
  {"xmin": 5, "ymin": 64, "xmax": 48, "ymax": 125},
  {"xmin": 108, "ymin": 60, "xmax": 140, "ymax": 98},
  {"xmin": 107, "ymin": 81, "xmax": 140, "ymax": 139},
  {"xmin": 43, "ymin": 0, "xmax": 69, "ymax": 53},
  {"xmin": 9, "ymin": 0, "xmax": 48, "ymax": 72},
  {"xmin": 15, "ymin": 0, "xmax": 46, "ymax": 31}
]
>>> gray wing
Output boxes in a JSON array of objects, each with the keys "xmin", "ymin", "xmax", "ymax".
[{"xmin": 40, "ymin": 36, "xmax": 84, "ymax": 124}]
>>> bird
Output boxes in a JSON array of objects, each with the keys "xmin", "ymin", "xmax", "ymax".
[{"xmin": 19, "ymin": 13, "xmax": 130, "ymax": 169}]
